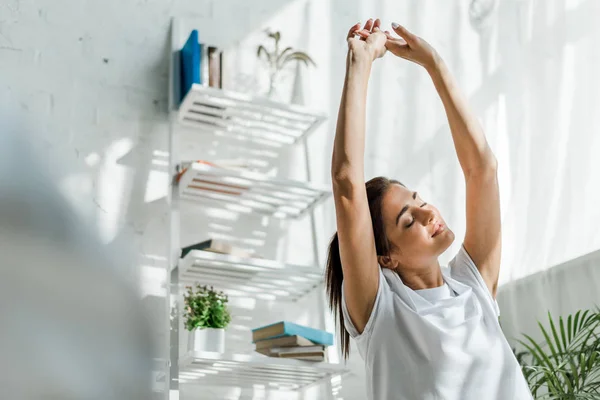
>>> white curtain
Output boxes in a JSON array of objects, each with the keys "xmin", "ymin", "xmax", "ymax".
[
  {"xmin": 274, "ymin": 0, "xmax": 600, "ymax": 397},
  {"xmin": 299, "ymin": 0, "xmax": 600, "ymax": 307}
]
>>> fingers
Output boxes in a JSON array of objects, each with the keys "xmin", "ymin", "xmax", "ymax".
[
  {"xmin": 356, "ymin": 29, "xmax": 370, "ymax": 39},
  {"xmin": 351, "ymin": 18, "xmax": 386, "ymax": 41},
  {"xmin": 385, "ymin": 31, "xmax": 408, "ymax": 45},
  {"xmin": 346, "ymin": 22, "xmax": 361, "ymax": 41},
  {"xmin": 373, "ymin": 18, "xmax": 381, "ymax": 31},
  {"xmin": 391, "ymin": 22, "xmax": 416, "ymax": 43},
  {"xmin": 355, "ymin": 18, "xmax": 381, "ymax": 39}
]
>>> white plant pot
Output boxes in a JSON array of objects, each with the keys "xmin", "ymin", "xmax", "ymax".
[{"xmin": 188, "ymin": 328, "xmax": 225, "ymax": 353}]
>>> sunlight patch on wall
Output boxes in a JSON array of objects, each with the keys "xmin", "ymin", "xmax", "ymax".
[
  {"xmin": 84, "ymin": 152, "xmax": 100, "ymax": 167},
  {"xmin": 96, "ymin": 137, "xmax": 133, "ymax": 243},
  {"xmin": 144, "ymin": 170, "xmax": 168, "ymax": 203}
]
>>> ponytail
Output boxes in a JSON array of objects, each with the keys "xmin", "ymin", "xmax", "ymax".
[{"xmin": 325, "ymin": 231, "xmax": 351, "ymax": 359}]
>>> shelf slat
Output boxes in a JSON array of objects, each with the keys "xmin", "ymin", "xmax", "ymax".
[
  {"xmin": 178, "ymin": 162, "xmax": 331, "ymax": 219},
  {"xmin": 178, "ymin": 85, "xmax": 326, "ymax": 146},
  {"xmin": 179, "ymin": 250, "xmax": 323, "ymax": 301},
  {"xmin": 179, "ymin": 351, "xmax": 347, "ymax": 391}
]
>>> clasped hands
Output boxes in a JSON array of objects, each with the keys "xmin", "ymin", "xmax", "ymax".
[{"xmin": 347, "ymin": 18, "xmax": 440, "ymax": 70}]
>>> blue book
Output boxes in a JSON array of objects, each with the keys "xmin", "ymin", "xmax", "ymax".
[
  {"xmin": 252, "ymin": 321, "xmax": 333, "ymax": 346},
  {"xmin": 180, "ymin": 29, "xmax": 201, "ymax": 103}
]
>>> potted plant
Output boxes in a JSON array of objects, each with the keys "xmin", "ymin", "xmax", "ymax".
[
  {"xmin": 184, "ymin": 284, "xmax": 231, "ymax": 353},
  {"xmin": 516, "ymin": 308, "xmax": 600, "ymax": 398},
  {"xmin": 257, "ymin": 30, "xmax": 316, "ymax": 100}
]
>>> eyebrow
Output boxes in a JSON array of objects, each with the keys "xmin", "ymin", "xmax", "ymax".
[{"xmin": 396, "ymin": 192, "xmax": 418, "ymax": 225}]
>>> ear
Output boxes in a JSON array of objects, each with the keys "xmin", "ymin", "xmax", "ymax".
[{"xmin": 377, "ymin": 255, "xmax": 398, "ymax": 270}]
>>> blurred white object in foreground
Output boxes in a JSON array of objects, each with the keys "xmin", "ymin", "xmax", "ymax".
[{"xmin": 0, "ymin": 117, "xmax": 153, "ymax": 399}]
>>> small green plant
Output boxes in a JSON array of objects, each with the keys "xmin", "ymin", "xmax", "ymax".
[
  {"xmin": 183, "ymin": 284, "xmax": 231, "ymax": 331},
  {"xmin": 516, "ymin": 308, "xmax": 600, "ymax": 398},
  {"xmin": 257, "ymin": 30, "xmax": 316, "ymax": 97}
]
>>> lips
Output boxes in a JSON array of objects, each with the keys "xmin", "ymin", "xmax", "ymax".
[{"xmin": 432, "ymin": 223, "xmax": 445, "ymax": 237}]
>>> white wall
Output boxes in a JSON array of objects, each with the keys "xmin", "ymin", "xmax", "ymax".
[
  {"xmin": 498, "ymin": 247, "xmax": 600, "ymax": 346},
  {"xmin": 0, "ymin": 0, "xmax": 311, "ymax": 399},
  {"xmin": 2, "ymin": 0, "xmax": 599, "ymax": 399}
]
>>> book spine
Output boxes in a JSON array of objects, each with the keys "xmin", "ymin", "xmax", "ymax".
[
  {"xmin": 272, "ymin": 345, "xmax": 324, "ymax": 355},
  {"xmin": 180, "ymin": 30, "xmax": 200, "ymax": 103},
  {"xmin": 180, "ymin": 239, "xmax": 212, "ymax": 258},
  {"xmin": 252, "ymin": 321, "xmax": 284, "ymax": 342},
  {"xmin": 218, "ymin": 51, "xmax": 223, "ymax": 89},
  {"xmin": 200, "ymin": 43, "xmax": 209, "ymax": 86},
  {"xmin": 208, "ymin": 47, "xmax": 220, "ymax": 88}
]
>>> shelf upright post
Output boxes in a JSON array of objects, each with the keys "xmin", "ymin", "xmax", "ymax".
[{"xmin": 167, "ymin": 17, "xmax": 182, "ymax": 400}]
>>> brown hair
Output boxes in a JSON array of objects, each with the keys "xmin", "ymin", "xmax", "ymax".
[{"xmin": 325, "ymin": 176, "xmax": 405, "ymax": 360}]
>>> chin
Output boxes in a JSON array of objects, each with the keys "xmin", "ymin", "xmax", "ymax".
[{"xmin": 437, "ymin": 228, "xmax": 455, "ymax": 253}]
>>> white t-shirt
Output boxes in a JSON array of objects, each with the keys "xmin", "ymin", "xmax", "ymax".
[
  {"xmin": 341, "ymin": 244, "xmax": 533, "ymax": 400},
  {"xmin": 414, "ymin": 283, "xmax": 456, "ymax": 303}
]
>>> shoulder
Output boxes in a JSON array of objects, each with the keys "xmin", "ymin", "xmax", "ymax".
[
  {"xmin": 342, "ymin": 267, "xmax": 394, "ymax": 338},
  {"xmin": 449, "ymin": 244, "xmax": 501, "ymax": 316}
]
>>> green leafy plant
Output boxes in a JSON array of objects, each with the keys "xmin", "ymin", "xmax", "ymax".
[
  {"xmin": 516, "ymin": 308, "xmax": 600, "ymax": 399},
  {"xmin": 257, "ymin": 30, "xmax": 316, "ymax": 97},
  {"xmin": 183, "ymin": 284, "xmax": 231, "ymax": 331}
]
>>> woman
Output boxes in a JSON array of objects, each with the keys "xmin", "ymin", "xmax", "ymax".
[{"xmin": 326, "ymin": 19, "xmax": 533, "ymax": 400}]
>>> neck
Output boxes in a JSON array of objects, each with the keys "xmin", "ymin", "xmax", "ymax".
[{"xmin": 397, "ymin": 259, "xmax": 444, "ymax": 291}]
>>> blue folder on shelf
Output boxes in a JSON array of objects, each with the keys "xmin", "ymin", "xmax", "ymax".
[
  {"xmin": 180, "ymin": 29, "xmax": 202, "ymax": 103},
  {"xmin": 252, "ymin": 321, "xmax": 334, "ymax": 346}
]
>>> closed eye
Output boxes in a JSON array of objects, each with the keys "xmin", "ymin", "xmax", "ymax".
[{"xmin": 406, "ymin": 202, "xmax": 428, "ymax": 228}]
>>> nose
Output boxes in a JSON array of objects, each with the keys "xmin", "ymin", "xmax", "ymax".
[{"xmin": 419, "ymin": 207, "xmax": 435, "ymax": 225}]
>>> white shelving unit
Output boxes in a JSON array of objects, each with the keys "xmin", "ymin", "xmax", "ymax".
[
  {"xmin": 166, "ymin": 17, "xmax": 344, "ymax": 400},
  {"xmin": 179, "ymin": 250, "xmax": 324, "ymax": 302}
]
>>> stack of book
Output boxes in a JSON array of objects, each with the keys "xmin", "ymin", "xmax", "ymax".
[
  {"xmin": 252, "ymin": 321, "xmax": 333, "ymax": 362},
  {"xmin": 181, "ymin": 238, "xmax": 262, "ymax": 259},
  {"xmin": 180, "ymin": 29, "xmax": 223, "ymax": 103},
  {"xmin": 175, "ymin": 159, "xmax": 259, "ymax": 184}
]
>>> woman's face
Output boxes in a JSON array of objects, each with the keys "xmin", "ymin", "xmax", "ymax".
[{"xmin": 379, "ymin": 184, "xmax": 455, "ymax": 271}]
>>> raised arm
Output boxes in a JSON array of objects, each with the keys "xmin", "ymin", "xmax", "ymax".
[
  {"xmin": 384, "ymin": 23, "xmax": 501, "ymax": 297},
  {"xmin": 331, "ymin": 19, "xmax": 386, "ymax": 333},
  {"xmin": 428, "ymin": 59, "xmax": 500, "ymax": 297}
]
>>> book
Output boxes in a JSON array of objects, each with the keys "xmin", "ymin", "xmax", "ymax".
[
  {"xmin": 181, "ymin": 239, "xmax": 256, "ymax": 259},
  {"xmin": 255, "ymin": 348, "xmax": 273, "ymax": 357},
  {"xmin": 256, "ymin": 345, "xmax": 324, "ymax": 357},
  {"xmin": 256, "ymin": 351, "xmax": 326, "ymax": 362},
  {"xmin": 255, "ymin": 348, "xmax": 327, "ymax": 362},
  {"xmin": 276, "ymin": 345, "xmax": 325, "ymax": 355},
  {"xmin": 251, "ymin": 321, "xmax": 334, "ymax": 346},
  {"xmin": 208, "ymin": 46, "xmax": 220, "ymax": 88},
  {"xmin": 254, "ymin": 335, "xmax": 315, "ymax": 350},
  {"xmin": 219, "ymin": 51, "xmax": 223, "ymax": 88},
  {"xmin": 180, "ymin": 30, "xmax": 201, "ymax": 103},
  {"xmin": 200, "ymin": 42, "xmax": 209, "ymax": 86},
  {"xmin": 175, "ymin": 160, "xmax": 253, "ymax": 186},
  {"xmin": 206, "ymin": 158, "xmax": 254, "ymax": 171},
  {"xmin": 279, "ymin": 350, "xmax": 326, "ymax": 361}
]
